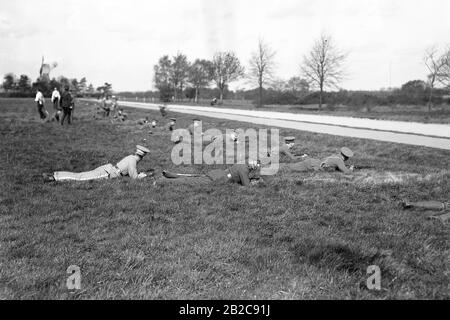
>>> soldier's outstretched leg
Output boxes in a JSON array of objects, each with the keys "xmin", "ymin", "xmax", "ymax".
[
  {"xmin": 402, "ymin": 200, "xmax": 448, "ymax": 211},
  {"xmin": 51, "ymin": 164, "xmax": 120, "ymax": 182}
]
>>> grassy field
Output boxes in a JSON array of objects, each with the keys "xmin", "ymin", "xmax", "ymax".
[
  {"xmin": 148, "ymin": 98, "xmax": 450, "ymax": 124},
  {"xmin": 0, "ymin": 98, "xmax": 449, "ymax": 300}
]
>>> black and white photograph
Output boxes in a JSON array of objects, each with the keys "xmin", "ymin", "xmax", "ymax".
[{"xmin": 0, "ymin": 0, "xmax": 449, "ymax": 304}]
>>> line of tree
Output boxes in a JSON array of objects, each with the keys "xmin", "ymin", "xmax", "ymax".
[
  {"xmin": 152, "ymin": 36, "xmax": 340, "ymax": 108},
  {"xmin": 0, "ymin": 73, "xmax": 113, "ymax": 98},
  {"xmin": 153, "ymin": 51, "xmax": 245, "ymax": 104},
  {"xmin": 153, "ymin": 35, "xmax": 450, "ymax": 111}
]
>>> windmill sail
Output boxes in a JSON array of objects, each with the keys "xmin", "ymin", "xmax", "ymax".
[{"xmin": 39, "ymin": 56, "xmax": 57, "ymax": 80}]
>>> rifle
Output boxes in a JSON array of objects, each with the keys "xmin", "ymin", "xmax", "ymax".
[
  {"xmin": 162, "ymin": 171, "xmax": 205, "ymax": 178},
  {"xmin": 352, "ymin": 165, "xmax": 373, "ymax": 170}
]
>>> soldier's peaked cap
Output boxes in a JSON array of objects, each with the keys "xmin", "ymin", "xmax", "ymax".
[
  {"xmin": 136, "ymin": 145, "xmax": 150, "ymax": 156},
  {"xmin": 193, "ymin": 118, "xmax": 201, "ymax": 121},
  {"xmin": 284, "ymin": 136, "xmax": 295, "ymax": 142},
  {"xmin": 340, "ymin": 147, "xmax": 354, "ymax": 158}
]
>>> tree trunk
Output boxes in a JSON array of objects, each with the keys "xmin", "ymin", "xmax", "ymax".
[
  {"xmin": 319, "ymin": 85, "xmax": 323, "ymax": 110},
  {"xmin": 219, "ymin": 90, "xmax": 223, "ymax": 104},
  {"xmin": 180, "ymin": 84, "xmax": 184, "ymax": 102},
  {"xmin": 195, "ymin": 87, "xmax": 199, "ymax": 103},
  {"xmin": 428, "ymin": 86, "xmax": 433, "ymax": 112},
  {"xmin": 258, "ymin": 84, "xmax": 263, "ymax": 108}
]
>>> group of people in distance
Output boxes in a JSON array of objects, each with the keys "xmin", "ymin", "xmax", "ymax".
[
  {"xmin": 95, "ymin": 95, "xmax": 124, "ymax": 121},
  {"xmin": 35, "ymin": 85, "xmax": 74, "ymax": 125}
]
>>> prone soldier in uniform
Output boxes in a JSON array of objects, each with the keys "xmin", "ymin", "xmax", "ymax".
[
  {"xmin": 210, "ymin": 130, "xmax": 238, "ymax": 144},
  {"xmin": 43, "ymin": 145, "xmax": 151, "ymax": 182},
  {"xmin": 137, "ymin": 117, "xmax": 150, "ymax": 125},
  {"xmin": 112, "ymin": 109, "xmax": 128, "ymax": 122},
  {"xmin": 168, "ymin": 118, "xmax": 176, "ymax": 131},
  {"xmin": 158, "ymin": 161, "xmax": 261, "ymax": 187},
  {"xmin": 101, "ymin": 95, "xmax": 112, "ymax": 117},
  {"xmin": 159, "ymin": 105, "xmax": 168, "ymax": 117},
  {"xmin": 173, "ymin": 118, "xmax": 204, "ymax": 144},
  {"xmin": 187, "ymin": 118, "xmax": 202, "ymax": 136},
  {"xmin": 280, "ymin": 147, "xmax": 355, "ymax": 174},
  {"xmin": 267, "ymin": 136, "xmax": 308, "ymax": 162}
]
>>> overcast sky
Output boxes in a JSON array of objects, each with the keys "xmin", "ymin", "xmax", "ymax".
[{"xmin": 1, "ymin": 0, "xmax": 449, "ymax": 92}]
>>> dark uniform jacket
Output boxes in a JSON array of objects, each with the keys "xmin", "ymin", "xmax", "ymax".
[
  {"xmin": 207, "ymin": 164, "xmax": 251, "ymax": 186},
  {"xmin": 60, "ymin": 91, "xmax": 73, "ymax": 109},
  {"xmin": 320, "ymin": 155, "xmax": 352, "ymax": 174},
  {"xmin": 281, "ymin": 154, "xmax": 351, "ymax": 174}
]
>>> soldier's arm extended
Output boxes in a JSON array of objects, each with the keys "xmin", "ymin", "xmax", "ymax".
[
  {"xmin": 238, "ymin": 168, "xmax": 251, "ymax": 186},
  {"xmin": 334, "ymin": 158, "xmax": 353, "ymax": 174},
  {"xmin": 128, "ymin": 161, "xmax": 148, "ymax": 179},
  {"xmin": 281, "ymin": 148, "xmax": 299, "ymax": 160},
  {"xmin": 127, "ymin": 164, "xmax": 139, "ymax": 179}
]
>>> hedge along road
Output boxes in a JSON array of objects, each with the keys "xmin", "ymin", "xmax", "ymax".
[{"xmin": 108, "ymin": 100, "xmax": 450, "ymax": 150}]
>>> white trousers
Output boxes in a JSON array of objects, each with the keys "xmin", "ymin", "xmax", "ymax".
[{"xmin": 53, "ymin": 164, "xmax": 120, "ymax": 181}]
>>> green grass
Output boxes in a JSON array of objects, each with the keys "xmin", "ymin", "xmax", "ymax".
[{"xmin": 0, "ymin": 98, "xmax": 449, "ymax": 299}]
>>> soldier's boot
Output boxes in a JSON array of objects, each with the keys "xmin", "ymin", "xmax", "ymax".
[
  {"xmin": 162, "ymin": 170, "xmax": 180, "ymax": 179},
  {"xmin": 43, "ymin": 173, "xmax": 55, "ymax": 183}
]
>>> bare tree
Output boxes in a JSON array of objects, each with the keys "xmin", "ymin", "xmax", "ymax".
[
  {"xmin": 248, "ymin": 39, "xmax": 276, "ymax": 107},
  {"xmin": 442, "ymin": 49, "xmax": 450, "ymax": 86},
  {"xmin": 424, "ymin": 45, "xmax": 450, "ymax": 111},
  {"xmin": 301, "ymin": 34, "xmax": 347, "ymax": 109},
  {"xmin": 211, "ymin": 51, "xmax": 245, "ymax": 104}
]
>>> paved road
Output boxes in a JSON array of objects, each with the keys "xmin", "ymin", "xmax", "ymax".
[{"xmin": 115, "ymin": 101, "xmax": 450, "ymax": 150}]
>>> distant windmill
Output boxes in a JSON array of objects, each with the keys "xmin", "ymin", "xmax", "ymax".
[{"xmin": 39, "ymin": 56, "xmax": 58, "ymax": 80}]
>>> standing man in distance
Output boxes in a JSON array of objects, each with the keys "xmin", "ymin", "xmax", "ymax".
[
  {"xmin": 51, "ymin": 87, "xmax": 61, "ymax": 121},
  {"xmin": 111, "ymin": 96, "xmax": 118, "ymax": 115},
  {"xmin": 60, "ymin": 85, "xmax": 74, "ymax": 125},
  {"xmin": 34, "ymin": 87, "xmax": 49, "ymax": 121}
]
